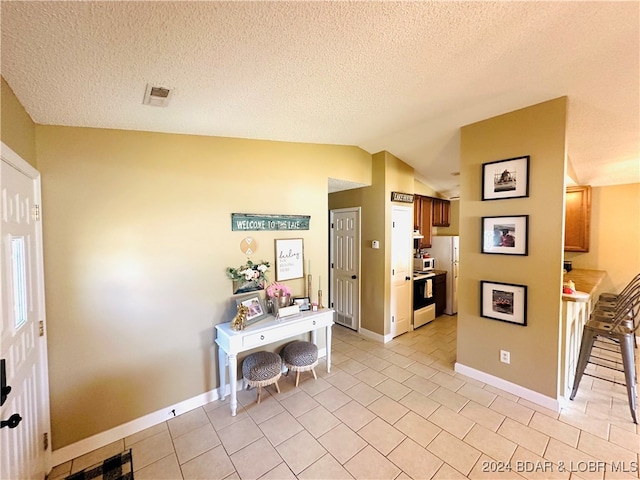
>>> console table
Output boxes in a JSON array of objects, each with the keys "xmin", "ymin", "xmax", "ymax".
[{"xmin": 215, "ymin": 308, "xmax": 334, "ymax": 415}]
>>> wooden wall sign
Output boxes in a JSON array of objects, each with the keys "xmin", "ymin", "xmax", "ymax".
[
  {"xmin": 231, "ymin": 213, "xmax": 311, "ymax": 231},
  {"xmin": 391, "ymin": 192, "xmax": 414, "ymax": 203}
]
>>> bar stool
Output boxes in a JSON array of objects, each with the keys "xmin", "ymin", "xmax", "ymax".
[
  {"xmin": 570, "ymin": 293, "xmax": 640, "ymax": 423},
  {"xmin": 242, "ymin": 351, "xmax": 282, "ymax": 404},
  {"xmin": 282, "ymin": 341, "xmax": 318, "ymax": 387}
]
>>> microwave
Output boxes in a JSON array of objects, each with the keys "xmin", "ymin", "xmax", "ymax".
[{"xmin": 414, "ymin": 257, "xmax": 435, "ymax": 271}]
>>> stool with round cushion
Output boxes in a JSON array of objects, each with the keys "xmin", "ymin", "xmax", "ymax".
[
  {"xmin": 242, "ymin": 351, "xmax": 282, "ymax": 404},
  {"xmin": 282, "ymin": 341, "xmax": 318, "ymax": 387}
]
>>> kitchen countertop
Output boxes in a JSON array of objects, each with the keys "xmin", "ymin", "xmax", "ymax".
[{"xmin": 562, "ymin": 268, "xmax": 606, "ymax": 302}]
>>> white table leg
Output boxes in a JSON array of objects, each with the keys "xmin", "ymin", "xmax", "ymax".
[
  {"xmin": 218, "ymin": 346, "xmax": 227, "ymax": 401},
  {"xmin": 326, "ymin": 325, "xmax": 332, "ymax": 372},
  {"xmin": 229, "ymin": 354, "xmax": 238, "ymax": 416}
]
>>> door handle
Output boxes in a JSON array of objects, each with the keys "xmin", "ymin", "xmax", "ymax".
[
  {"xmin": 351, "ymin": 275, "xmax": 357, "ymax": 279},
  {"xmin": 1, "ymin": 359, "xmax": 11, "ymax": 407},
  {"xmin": 1, "ymin": 413, "xmax": 22, "ymax": 429},
  {"xmin": 405, "ymin": 276, "xmax": 411, "ymax": 281}
]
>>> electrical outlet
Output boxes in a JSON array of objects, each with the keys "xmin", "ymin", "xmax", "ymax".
[{"xmin": 500, "ymin": 350, "xmax": 510, "ymax": 364}]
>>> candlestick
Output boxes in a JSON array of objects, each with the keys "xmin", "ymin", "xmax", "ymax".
[
  {"xmin": 307, "ymin": 274, "xmax": 313, "ymax": 301},
  {"xmin": 318, "ymin": 289, "xmax": 324, "ymax": 309}
]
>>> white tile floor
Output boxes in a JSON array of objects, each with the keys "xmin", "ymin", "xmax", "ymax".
[{"xmin": 50, "ymin": 315, "xmax": 640, "ymax": 480}]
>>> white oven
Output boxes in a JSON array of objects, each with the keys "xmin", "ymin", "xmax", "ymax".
[{"xmin": 413, "ymin": 272, "xmax": 436, "ymax": 328}]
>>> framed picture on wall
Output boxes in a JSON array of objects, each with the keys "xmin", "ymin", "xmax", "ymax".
[
  {"xmin": 274, "ymin": 238, "xmax": 304, "ymax": 281},
  {"xmin": 481, "ymin": 215, "xmax": 529, "ymax": 255},
  {"xmin": 480, "ymin": 280, "xmax": 528, "ymax": 326},
  {"xmin": 482, "ymin": 156, "xmax": 530, "ymax": 201}
]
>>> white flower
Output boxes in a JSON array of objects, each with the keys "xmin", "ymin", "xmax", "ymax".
[
  {"xmin": 257, "ymin": 264, "xmax": 267, "ymax": 272},
  {"xmin": 240, "ymin": 269, "xmax": 254, "ymax": 280}
]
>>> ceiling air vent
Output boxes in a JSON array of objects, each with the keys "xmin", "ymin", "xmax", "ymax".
[{"xmin": 142, "ymin": 84, "xmax": 172, "ymax": 107}]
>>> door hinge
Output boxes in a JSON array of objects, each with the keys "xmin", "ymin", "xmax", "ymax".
[
  {"xmin": 392, "ymin": 316, "xmax": 395, "ymax": 323},
  {"xmin": 39, "ymin": 321, "xmax": 44, "ymax": 337},
  {"xmin": 43, "ymin": 432, "xmax": 49, "ymax": 450},
  {"xmin": 32, "ymin": 204, "xmax": 40, "ymax": 221}
]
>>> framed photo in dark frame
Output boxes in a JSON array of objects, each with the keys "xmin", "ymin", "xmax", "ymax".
[
  {"xmin": 481, "ymin": 215, "xmax": 529, "ymax": 255},
  {"xmin": 292, "ymin": 296, "xmax": 310, "ymax": 311},
  {"xmin": 480, "ymin": 281, "xmax": 528, "ymax": 326},
  {"xmin": 482, "ymin": 156, "xmax": 530, "ymax": 201}
]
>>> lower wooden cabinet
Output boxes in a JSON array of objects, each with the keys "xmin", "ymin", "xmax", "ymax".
[{"xmin": 434, "ymin": 272, "xmax": 447, "ymax": 317}]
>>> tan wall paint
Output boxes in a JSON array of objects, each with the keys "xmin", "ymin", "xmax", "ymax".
[
  {"xmin": 458, "ymin": 98, "xmax": 567, "ymax": 399},
  {"xmin": 328, "ymin": 151, "xmax": 414, "ymax": 336},
  {"xmin": 35, "ymin": 125, "xmax": 371, "ymax": 448},
  {"xmin": 565, "ymin": 183, "xmax": 640, "ymax": 294},
  {"xmin": 1, "ymin": 76, "xmax": 37, "ymax": 166}
]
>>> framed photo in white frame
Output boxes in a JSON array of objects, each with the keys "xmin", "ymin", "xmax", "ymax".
[{"xmin": 274, "ymin": 238, "xmax": 304, "ymax": 281}]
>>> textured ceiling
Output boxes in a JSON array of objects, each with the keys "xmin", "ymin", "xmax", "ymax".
[{"xmin": 2, "ymin": 1, "xmax": 638, "ymax": 198}]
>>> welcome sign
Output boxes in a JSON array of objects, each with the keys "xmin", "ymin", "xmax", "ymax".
[{"xmin": 231, "ymin": 213, "xmax": 311, "ymax": 231}]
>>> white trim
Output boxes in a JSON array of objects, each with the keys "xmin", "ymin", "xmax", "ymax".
[
  {"xmin": 52, "ymin": 345, "xmax": 329, "ymax": 466},
  {"xmin": 454, "ymin": 362, "xmax": 561, "ymax": 412},
  {"xmin": 1, "ymin": 142, "xmax": 39, "ymax": 178},
  {"xmin": 359, "ymin": 327, "xmax": 393, "ymax": 343},
  {"xmin": 51, "ymin": 388, "xmax": 222, "ymax": 466}
]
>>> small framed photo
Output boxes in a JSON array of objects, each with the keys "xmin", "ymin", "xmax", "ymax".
[
  {"xmin": 481, "ymin": 215, "xmax": 529, "ymax": 255},
  {"xmin": 480, "ymin": 281, "xmax": 527, "ymax": 326},
  {"xmin": 235, "ymin": 293, "xmax": 268, "ymax": 325},
  {"xmin": 292, "ymin": 296, "xmax": 310, "ymax": 311},
  {"xmin": 275, "ymin": 238, "xmax": 304, "ymax": 281},
  {"xmin": 482, "ymin": 156, "xmax": 530, "ymax": 201}
]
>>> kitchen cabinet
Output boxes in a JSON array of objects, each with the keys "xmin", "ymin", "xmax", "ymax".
[
  {"xmin": 434, "ymin": 272, "xmax": 447, "ymax": 316},
  {"xmin": 413, "ymin": 195, "xmax": 432, "ymax": 248},
  {"xmin": 432, "ymin": 198, "xmax": 451, "ymax": 227},
  {"xmin": 564, "ymin": 186, "xmax": 591, "ymax": 252}
]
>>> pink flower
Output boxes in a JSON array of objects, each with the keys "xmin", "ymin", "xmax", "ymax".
[{"xmin": 266, "ymin": 282, "xmax": 291, "ymax": 297}]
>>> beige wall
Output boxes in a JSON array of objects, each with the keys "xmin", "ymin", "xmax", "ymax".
[
  {"xmin": 35, "ymin": 125, "xmax": 371, "ymax": 448},
  {"xmin": 328, "ymin": 151, "xmax": 415, "ymax": 336},
  {"xmin": 1, "ymin": 76, "xmax": 37, "ymax": 166},
  {"xmin": 457, "ymin": 98, "xmax": 567, "ymax": 399},
  {"xmin": 565, "ymin": 183, "xmax": 640, "ymax": 294}
]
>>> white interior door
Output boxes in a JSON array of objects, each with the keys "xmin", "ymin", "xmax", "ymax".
[
  {"xmin": 390, "ymin": 206, "xmax": 412, "ymax": 338},
  {"xmin": 1, "ymin": 144, "xmax": 51, "ymax": 480},
  {"xmin": 330, "ymin": 208, "xmax": 360, "ymax": 331}
]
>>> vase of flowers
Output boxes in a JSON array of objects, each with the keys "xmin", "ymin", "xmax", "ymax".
[
  {"xmin": 226, "ymin": 259, "xmax": 270, "ymax": 294},
  {"xmin": 266, "ymin": 282, "xmax": 292, "ymax": 313}
]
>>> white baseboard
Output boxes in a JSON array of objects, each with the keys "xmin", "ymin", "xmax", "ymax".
[
  {"xmin": 358, "ymin": 327, "xmax": 390, "ymax": 343},
  {"xmin": 51, "ymin": 387, "xmax": 223, "ymax": 467},
  {"xmin": 52, "ymin": 347, "xmax": 328, "ymax": 467},
  {"xmin": 454, "ymin": 362, "xmax": 561, "ymax": 412}
]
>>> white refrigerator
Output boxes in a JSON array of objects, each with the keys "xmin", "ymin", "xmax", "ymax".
[{"xmin": 425, "ymin": 236, "xmax": 459, "ymax": 315}]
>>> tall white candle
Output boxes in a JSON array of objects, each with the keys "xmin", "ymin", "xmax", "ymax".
[
  {"xmin": 319, "ymin": 275, "xmax": 321, "ymax": 289},
  {"xmin": 308, "ymin": 259, "xmax": 311, "ymax": 274}
]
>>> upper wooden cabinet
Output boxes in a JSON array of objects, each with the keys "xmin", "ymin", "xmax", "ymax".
[
  {"xmin": 432, "ymin": 198, "xmax": 451, "ymax": 227},
  {"xmin": 413, "ymin": 195, "xmax": 445, "ymax": 248},
  {"xmin": 414, "ymin": 195, "xmax": 431, "ymax": 248},
  {"xmin": 564, "ymin": 186, "xmax": 591, "ymax": 252}
]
